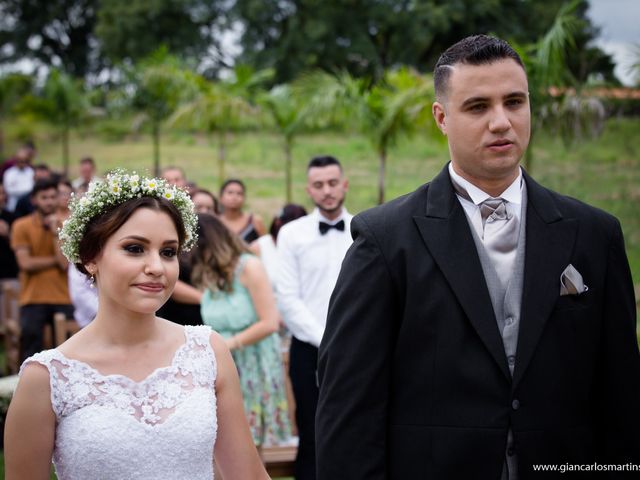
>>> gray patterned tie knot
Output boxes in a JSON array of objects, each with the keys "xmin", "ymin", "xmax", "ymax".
[{"xmin": 480, "ymin": 198, "xmax": 510, "ymax": 227}]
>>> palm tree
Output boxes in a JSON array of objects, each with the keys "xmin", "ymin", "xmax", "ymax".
[
  {"xmin": 127, "ymin": 49, "xmax": 193, "ymax": 176},
  {"xmin": 258, "ymin": 84, "xmax": 305, "ymax": 203},
  {"xmin": 170, "ymin": 66, "xmax": 271, "ymax": 184},
  {"xmin": 296, "ymin": 68, "xmax": 436, "ymax": 204},
  {"xmin": 519, "ymin": 0, "xmax": 605, "ymax": 172},
  {"xmin": 41, "ymin": 70, "xmax": 86, "ymax": 175}
]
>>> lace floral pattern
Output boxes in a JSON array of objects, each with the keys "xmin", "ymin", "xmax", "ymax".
[{"xmin": 21, "ymin": 325, "xmax": 218, "ymax": 480}]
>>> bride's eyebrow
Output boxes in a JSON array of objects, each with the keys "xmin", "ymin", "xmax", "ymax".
[
  {"xmin": 119, "ymin": 236, "xmax": 179, "ymax": 246},
  {"xmin": 119, "ymin": 235, "xmax": 150, "ymax": 243}
]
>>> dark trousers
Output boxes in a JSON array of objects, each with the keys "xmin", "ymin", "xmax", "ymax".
[
  {"xmin": 20, "ymin": 304, "xmax": 74, "ymax": 362},
  {"xmin": 289, "ymin": 336, "xmax": 319, "ymax": 480}
]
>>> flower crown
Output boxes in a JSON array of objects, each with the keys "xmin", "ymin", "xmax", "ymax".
[{"xmin": 59, "ymin": 169, "xmax": 198, "ymax": 264}]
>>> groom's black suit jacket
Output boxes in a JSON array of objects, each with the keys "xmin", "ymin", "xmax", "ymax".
[{"xmin": 316, "ymin": 165, "xmax": 640, "ymax": 479}]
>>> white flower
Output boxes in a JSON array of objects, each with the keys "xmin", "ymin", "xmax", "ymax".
[
  {"xmin": 162, "ymin": 188, "xmax": 175, "ymax": 200},
  {"xmin": 144, "ymin": 179, "xmax": 158, "ymax": 191},
  {"xmin": 129, "ymin": 175, "xmax": 140, "ymax": 191},
  {"xmin": 109, "ymin": 182, "xmax": 122, "ymax": 195}
]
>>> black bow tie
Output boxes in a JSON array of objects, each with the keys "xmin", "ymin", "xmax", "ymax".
[{"xmin": 319, "ymin": 219, "xmax": 345, "ymax": 235}]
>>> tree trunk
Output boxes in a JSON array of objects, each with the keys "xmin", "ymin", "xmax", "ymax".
[
  {"xmin": 153, "ymin": 123, "xmax": 161, "ymax": 177},
  {"xmin": 377, "ymin": 148, "xmax": 387, "ymax": 205},
  {"xmin": 62, "ymin": 124, "xmax": 70, "ymax": 176},
  {"xmin": 218, "ymin": 129, "xmax": 226, "ymax": 186},
  {"xmin": 285, "ymin": 140, "xmax": 292, "ymax": 203}
]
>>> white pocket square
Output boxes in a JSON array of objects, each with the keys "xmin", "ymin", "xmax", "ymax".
[{"xmin": 560, "ymin": 264, "xmax": 588, "ymax": 296}]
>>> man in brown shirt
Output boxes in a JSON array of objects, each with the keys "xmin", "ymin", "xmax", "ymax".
[{"xmin": 11, "ymin": 178, "xmax": 73, "ymax": 360}]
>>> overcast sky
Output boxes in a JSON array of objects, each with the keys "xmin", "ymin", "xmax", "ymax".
[{"xmin": 587, "ymin": 0, "xmax": 639, "ymax": 85}]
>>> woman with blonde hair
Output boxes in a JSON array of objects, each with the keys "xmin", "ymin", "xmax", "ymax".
[{"xmin": 192, "ymin": 213, "xmax": 291, "ymax": 448}]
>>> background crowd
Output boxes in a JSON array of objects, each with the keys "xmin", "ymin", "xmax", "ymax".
[{"xmin": 0, "ymin": 143, "xmax": 314, "ymax": 451}]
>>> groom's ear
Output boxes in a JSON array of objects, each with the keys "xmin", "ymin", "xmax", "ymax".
[{"xmin": 432, "ymin": 102, "xmax": 447, "ymax": 135}]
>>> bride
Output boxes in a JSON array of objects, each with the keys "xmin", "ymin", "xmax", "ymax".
[{"xmin": 4, "ymin": 171, "xmax": 269, "ymax": 479}]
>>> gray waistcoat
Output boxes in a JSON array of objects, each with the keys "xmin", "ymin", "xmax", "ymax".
[{"xmin": 467, "ymin": 183, "xmax": 528, "ymax": 480}]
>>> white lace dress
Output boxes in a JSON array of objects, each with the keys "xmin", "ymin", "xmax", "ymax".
[{"xmin": 20, "ymin": 325, "xmax": 218, "ymax": 480}]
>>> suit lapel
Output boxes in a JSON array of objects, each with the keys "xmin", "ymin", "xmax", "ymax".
[
  {"xmin": 512, "ymin": 172, "xmax": 577, "ymax": 389},
  {"xmin": 414, "ymin": 165, "xmax": 511, "ymax": 381}
]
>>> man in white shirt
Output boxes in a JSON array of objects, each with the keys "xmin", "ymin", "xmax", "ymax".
[
  {"xmin": 3, "ymin": 147, "xmax": 34, "ymax": 212},
  {"xmin": 277, "ymin": 155, "xmax": 353, "ymax": 480}
]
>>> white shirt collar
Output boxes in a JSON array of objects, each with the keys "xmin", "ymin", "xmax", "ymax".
[
  {"xmin": 448, "ymin": 162, "xmax": 522, "ymax": 206},
  {"xmin": 312, "ymin": 207, "xmax": 350, "ymax": 224}
]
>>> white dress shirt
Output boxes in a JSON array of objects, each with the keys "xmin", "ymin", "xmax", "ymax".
[
  {"xmin": 276, "ymin": 208, "xmax": 353, "ymax": 347},
  {"xmin": 3, "ymin": 165, "xmax": 34, "ymax": 211},
  {"xmin": 448, "ymin": 163, "xmax": 523, "ymax": 239}
]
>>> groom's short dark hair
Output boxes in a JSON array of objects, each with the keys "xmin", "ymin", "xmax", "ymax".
[{"xmin": 434, "ymin": 35, "xmax": 525, "ymax": 101}]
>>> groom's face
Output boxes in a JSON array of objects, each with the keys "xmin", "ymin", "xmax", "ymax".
[{"xmin": 432, "ymin": 58, "xmax": 531, "ymax": 192}]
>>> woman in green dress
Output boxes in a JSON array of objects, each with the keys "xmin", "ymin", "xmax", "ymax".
[{"xmin": 191, "ymin": 213, "xmax": 291, "ymax": 447}]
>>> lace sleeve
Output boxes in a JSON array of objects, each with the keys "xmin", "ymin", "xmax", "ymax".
[{"xmin": 20, "ymin": 350, "xmax": 65, "ymax": 418}]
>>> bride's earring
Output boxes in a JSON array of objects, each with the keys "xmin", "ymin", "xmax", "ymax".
[{"xmin": 88, "ymin": 269, "xmax": 96, "ymax": 288}]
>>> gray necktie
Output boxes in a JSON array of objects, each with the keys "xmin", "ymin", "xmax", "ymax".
[{"xmin": 479, "ymin": 197, "xmax": 519, "ymax": 289}]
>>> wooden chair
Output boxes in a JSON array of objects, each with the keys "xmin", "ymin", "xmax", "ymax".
[{"xmin": 54, "ymin": 312, "xmax": 81, "ymax": 346}]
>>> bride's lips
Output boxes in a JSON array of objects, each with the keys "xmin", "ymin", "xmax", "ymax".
[{"xmin": 134, "ymin": 282, "xmax": 165, "ymax": 293}]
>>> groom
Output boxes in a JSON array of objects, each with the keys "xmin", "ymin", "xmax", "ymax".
[{"xmin": 316, "ymin": 35, "xmax": 640, "ymax": 479}]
